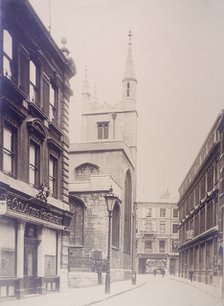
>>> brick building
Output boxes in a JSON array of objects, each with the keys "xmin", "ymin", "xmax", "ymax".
[
  {"xmin": 136, "ymin": 201, "xmax": 179, "ymax": 275},
  {"xmin": 68, "ymin": 32, "xmax": 137, "ymax": 286},
  {"xmin": 0, "ymin": 0, "xmax": 75, "ymax": 299},
  {"xmin": 178, "ymin": 111, "xmax": 224, "ymax": 288}
]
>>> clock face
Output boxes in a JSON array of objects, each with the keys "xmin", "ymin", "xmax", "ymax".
[{"xmin": 0, "ymin": 200, "xmax": 7, "ymax": 215}]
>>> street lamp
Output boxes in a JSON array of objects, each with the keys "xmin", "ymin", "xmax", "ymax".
[{"xmin": 104, "ymin": 187, "xmax": 116, "ymax": 294}]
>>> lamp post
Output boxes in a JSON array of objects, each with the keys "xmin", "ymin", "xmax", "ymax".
[{"xmin": 104, "ymin": 187, "xmax": 116, "ymax": 294}]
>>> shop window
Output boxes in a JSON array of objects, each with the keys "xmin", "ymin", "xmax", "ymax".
[
  {"xmin": 112, "ymin": 202, "xmax": 120, "ymax": 249},
  {"xmin": 173, "ymin": 209, "xmax": 178, "ymax": 218},
  {"xmin": 97, "ymin": 122, "xmax": 109, "ymax": 139},
  {"xmin": 160, "ymin": 208, "xmax": 166, "ymax": 217},
  {"xmin": 159, "ymin": 240, "xmax": 166, "ymax": 253},
  {"xmin": 0, "ymin": 217, "xmax": 16, "ymax": 277},
  {"xmin": 3, "ymin": 124, "xmax": 17, "ymax": 176},
  {"xmin": 44, "ymin": 229, "xmax": 57, "ymax": 276},
  {"xmin": 172, "ymin": 224, "xmax": 178, "ymax": 233},
  {"xmin": 29, "ymin": 141, "xmax": 40, "ymax": 187},
  {"xmin": 3, "ymin": 30, "xmax": 12, "ymax": 79},
  {"xmin": 124, "ymin": 170, "xmax": 132, "ymax": 253},
  {"xmin": 29, "ymin": 60, "xmax": 38, "ymax": 103},
  {"xmin": 49, "ymin": 155, "xmax": 58, "ymax": 197}
]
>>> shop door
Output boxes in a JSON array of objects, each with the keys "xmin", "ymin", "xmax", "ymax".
[{"xmin": 24, "ymin": 224, "xmax": 39, "ymax": 295}]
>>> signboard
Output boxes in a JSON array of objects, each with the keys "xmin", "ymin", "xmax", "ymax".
[
  {"xmin": 6, "ymin": 196, "xmax": 63, "ymax": 225},
  {"xmin": 0, "ymin": 200, "xmax": 7, "ymax": 215}
]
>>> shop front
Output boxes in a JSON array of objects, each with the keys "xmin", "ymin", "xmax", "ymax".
[{"xmin": 0, "ymin": 189, "xmax": 71, "ymax": 299}]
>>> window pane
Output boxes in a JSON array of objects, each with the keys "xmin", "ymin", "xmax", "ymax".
[
  {"xmin": 49, "ymin": 158, "xmax": 54, "ymax": 177},
  {"xmin": 104, "ymin": 125, "xmax": 108, "ymax": 139},
  {"xmin": 29, "ymin": 61, "xmax": 36, "ymax": 84},
  {"xmin": 3, "ymin": 30, "xmax": 12, "ymax": 58},
  {"xmin": 0, "ymin": 218, "xmax": 16, "ymax": 277},
  {"xmin": 44, "ymin": 229, "xmax": 57, "ymax": 276},
  {"xmin": 29, "ymin": 84, "xmax": 36, "ymax": 102},
  {"xmin": 3, "ymin": 126, "xmax": 12, "ymax": 150},
  {"xmin": 29, "ymin": 144, "xmax": 35, "ymax": 164},
  {"xmin": 29, "ymin": 167, "xmax": 35, "ymax": 185},
  {"xmin": 3, "ymin": 152, "xmax": 12, "ymax": 173},
  {"xmin": 3, "ymin": 56, "xmax": 12, "ymax": 78},
  {"xmin": 50, "ymin": 85, "xmax": 55, "ymax": 106}
]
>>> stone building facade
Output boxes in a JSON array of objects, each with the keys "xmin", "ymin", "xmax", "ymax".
[
  {"xmin": 68, "ymin": 32, "xmax": 137, "ymax": 286},
  {"xmin": 136, "ymin": 202, "xmax": 179, "ymax": 275},
  {"xmin": 0, "ymin": 0, "xmax": 75, "ymax": 299},
  {"xmin": 178, "ymin": 111, "xmax": 224, "ymax": 289}
]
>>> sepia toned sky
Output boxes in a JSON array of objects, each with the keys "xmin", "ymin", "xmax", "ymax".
[{"xmin": 30, "ymin": 0, "xmax": 224, "ymax": 202}]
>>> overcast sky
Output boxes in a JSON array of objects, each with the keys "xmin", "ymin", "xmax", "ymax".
[{"xmin": 30, "ymin": 0, "xmax": 224, "ymax": 202}]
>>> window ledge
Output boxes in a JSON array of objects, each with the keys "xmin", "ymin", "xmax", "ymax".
[
  {"xmin": 49, "ymin": 121, "xmax": 64, "ymax": 137},
  {"xmin": 28, "ymin": 102, "xmax": 48, "ymax": 121}
]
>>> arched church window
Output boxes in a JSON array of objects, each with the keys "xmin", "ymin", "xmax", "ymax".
[
  {"xmin": 69, "ymin": 197, "xmax": 85, "ymax": 246},
  {"xmin": 75, "ymin": 163, "xmax": 99, "ymax": 180},
  {"xmin": 124, "ymin": 170, "xmax": 132, "ymax": 253},
  {"xmin": 127, "ymin": 82, "xmax": 130, "ymax": 97},
  {"xmin": 112, "ymin": 202, "xmax": 120, "ymax": 249}
]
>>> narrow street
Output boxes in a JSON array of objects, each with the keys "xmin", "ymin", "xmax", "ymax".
[{"xmin": 96, "ymin": 276, "xmax": 223, "ymax": 306}]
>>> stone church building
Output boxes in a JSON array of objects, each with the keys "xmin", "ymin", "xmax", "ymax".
[{"xmin": 68, "ymin": 32, "xmax": 138, "ymax": 286}]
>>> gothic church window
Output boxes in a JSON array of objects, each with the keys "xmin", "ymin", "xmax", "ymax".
[
  {"xmin": 97, "ymin": 122, "xmax": 109, "ymax": 139},
  {"xmin": 112, "ymin": 202, "xmax": 120, "ymax": 249},
  {"xmin": 69, "ymin": 198, "xmax": 84, "ymax": 246}
]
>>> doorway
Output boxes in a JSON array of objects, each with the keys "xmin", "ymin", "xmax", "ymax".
[{"xmin": 24, "ymin": 224, "xmax": 39, "ymax": 294}]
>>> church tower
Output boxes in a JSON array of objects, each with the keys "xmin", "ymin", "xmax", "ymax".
[
  {"xmin": 69, "ymin": 32, "xmax": 138, "ymax": 284},
  {"xmin": 80, "ymin": 31, "xmax": 138, "ymax": 163}
]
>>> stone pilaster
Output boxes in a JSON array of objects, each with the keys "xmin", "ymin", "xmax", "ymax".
[{"xmin": 16, "ymin": 221, "xmax": 25, "ymax": 299}]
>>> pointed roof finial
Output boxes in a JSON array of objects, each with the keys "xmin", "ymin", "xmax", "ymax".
[
  {"xmin": 93, "ymin": 83, "xmax": 98, "ymax": 104},
  {"xmin": 82, "ymin": 66, "xmax": 90, "ymax": 96},
  {"xmin": 128, "ymin": 30, "xmax": 132, "ymax": 46}
]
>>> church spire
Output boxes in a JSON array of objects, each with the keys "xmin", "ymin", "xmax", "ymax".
[
  {"xmin": 82, "ymin": 66, "xmax": 90, "ymax": 113},
  {"xmin": 122, "ymin": 31, "xmax": 137, "ymax": 100},
  {"xmin": 123, "ymin": 31, "xmax": 136, "ymax": 82}
]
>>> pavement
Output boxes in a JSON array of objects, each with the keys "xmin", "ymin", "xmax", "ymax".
[
  {"xmin": 167, "ymin": 274, "xmax": 223, "ymax": 299},
  {"xmin": 0, "ymin": 274, "xmax": 223, "ymax": 306}
]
